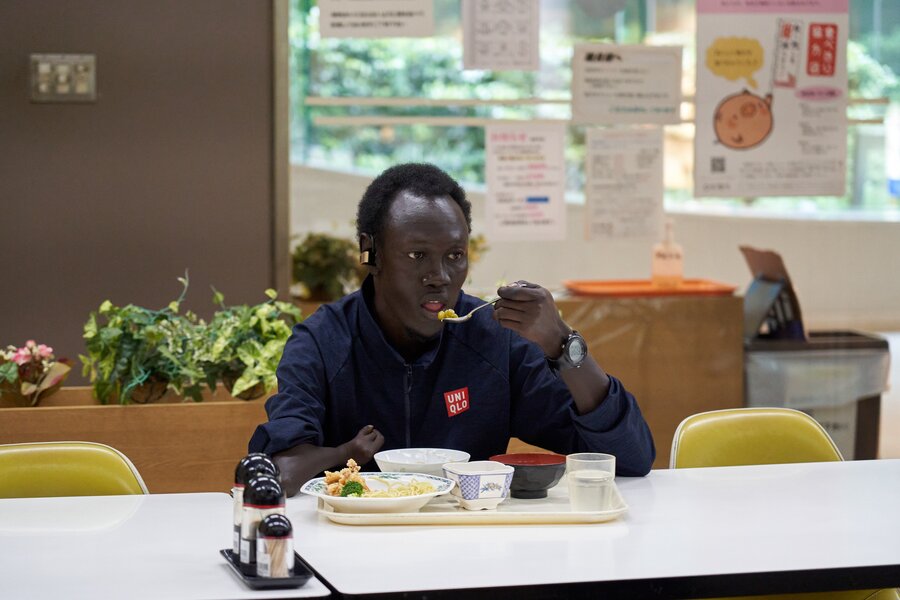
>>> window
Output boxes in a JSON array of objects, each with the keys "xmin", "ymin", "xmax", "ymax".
[{"xmin": 290, "ymin": 0, "xmax": 900, "ymax": 217}]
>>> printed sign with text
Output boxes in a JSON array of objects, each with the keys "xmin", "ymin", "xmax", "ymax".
[
  {"xmin": 485, "ymin": 123, "xmax": 566, "ymax": 241},
  {"xmin": 695, "ymin": 0, "xmax": 848, "ymax": 198},
  {"xmin": 319, "ymin": 0, "xmax": 434, "ymax": 38},
  {"xmin": 572, "ymin": 44, "xmax": 683, "ymax": 125}
]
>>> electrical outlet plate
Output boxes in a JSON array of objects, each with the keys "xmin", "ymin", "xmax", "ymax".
[{"xmin": 30, "ymin": 53, "xmax": 96, "ymax": 103}]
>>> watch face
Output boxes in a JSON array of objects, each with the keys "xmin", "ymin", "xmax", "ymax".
[{"xmin": 567, "ymin": 336, "xmax": 587, "ymax": 364}]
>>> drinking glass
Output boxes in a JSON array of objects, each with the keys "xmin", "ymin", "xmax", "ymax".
[{"xmin": 566, "ymin": 453, "xmax": 616, "ymax": 512}]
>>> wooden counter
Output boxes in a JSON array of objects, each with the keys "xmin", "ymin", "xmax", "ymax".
[{"xmin": 0, "ymin": 387, "xmax": 267, "ymax": 494}]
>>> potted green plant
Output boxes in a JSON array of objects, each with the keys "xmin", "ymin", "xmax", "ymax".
[
  {"xmin": 467, "ymin": 234, "xmax": 489, "ymax": 267},
  {"xmin": 80, "ymin": 277, "xmax": 199, "ymax": 404},
  {"xmin": 291, "ymin": 232, "xmax": 364, "ymax": 301},
  {"xmin": 0, "ymin": 341, "xmax": 72, "ymax": 406},
  {"xmin": 155, "ymin": 307, "xmax": 209, "ymax": 403},
  {"xmin": 202, "ymin": 288, "xmax": 303, "ymax": 400}
]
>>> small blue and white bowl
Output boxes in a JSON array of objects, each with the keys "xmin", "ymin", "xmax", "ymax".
[{"xmin": 442, "ymin": 460, "xmax": 514, "ymax": 511}]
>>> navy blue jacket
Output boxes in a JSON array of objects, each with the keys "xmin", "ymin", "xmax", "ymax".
[{"xmin": 249, "ymin": 283, "xmax": 656, "ymax": 476}]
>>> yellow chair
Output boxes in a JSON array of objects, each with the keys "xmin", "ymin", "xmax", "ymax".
[
  {"xmin": 670, "ymin": 408, "xmax": 899, "ymax": 600},
  {"xmin": 0, "ymin": 441, "xmax": 148, "ymax": 498},
  {"xmin": 670, "ymin": 406, "xmax": 842, "ymax": 468}
]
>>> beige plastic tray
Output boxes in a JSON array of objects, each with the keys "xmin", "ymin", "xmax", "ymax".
[{"xmin": 316, "ymin": 479, "xmax": 628, "ymax": 525}]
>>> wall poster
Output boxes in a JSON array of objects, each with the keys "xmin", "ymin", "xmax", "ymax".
[
  {"xmin": 462, "ymin": 0, "xmax": 540, "ymax": 71},
  {"xmin": 318, "ymin": 0, "xmax": 434, "ymax": 38},
  {"xmin": 585, "ymin": 127, "xmax": 664, "ymax": 240},
  {"xmin": 572, "ymin": 44, "xmax": 683, "ymax": 125},
  {"xmin": 485, "ymin": 123, "xmax": 566, "ymax": 241},
  {"xmin": 695, "ymin": 0, "xmax": 848, "ymax": 197}
]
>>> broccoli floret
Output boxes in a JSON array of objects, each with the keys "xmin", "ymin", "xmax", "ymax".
[{"xmin": 340, "ymin": 481, "xmax": 365, "ymax": 497}]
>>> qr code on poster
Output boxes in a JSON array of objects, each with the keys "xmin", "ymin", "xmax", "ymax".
[{"xmin": 711, "ymin": 157, "xmax": 726, "ymax": 173}]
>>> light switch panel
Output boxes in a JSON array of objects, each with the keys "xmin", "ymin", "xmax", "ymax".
[{"xmin": 30, "ymin": 53, "xmax": 96, "ymax": 103}]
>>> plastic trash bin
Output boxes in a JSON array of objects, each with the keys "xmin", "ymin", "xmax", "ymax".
[{"xmin": 745, "ymin": 331, "xmax": 891, "ymax": 460}]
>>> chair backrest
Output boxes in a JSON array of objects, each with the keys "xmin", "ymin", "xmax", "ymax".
[
  {"xmin": 670, "ymin": 407, "xmax": 843, "ymax": 469},
  {"xmin": 0, "ymin": 441, "xmax": 148, "ymax": 498}
]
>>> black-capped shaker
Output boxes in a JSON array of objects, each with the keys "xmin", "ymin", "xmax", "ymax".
[
  {"xmin": 239, "ymin": 474, "xmax": 285, "ymax": 576},
  {"xmin": 256, "ymin": 513, "xmax": 294, "ymax": 578},
  {"xmin": 232, "ymin": 453, "xmax": 279, "ymax": 556}
]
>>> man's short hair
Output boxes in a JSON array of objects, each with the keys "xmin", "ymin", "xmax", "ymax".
[{"xmin": 356, "ymin": 163, "xmax": 472, "ymax": 244}]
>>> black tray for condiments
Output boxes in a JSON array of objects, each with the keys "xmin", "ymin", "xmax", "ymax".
[{"xmin": 220, "ymin": 549, "xmax": 313, "ymax": 590}]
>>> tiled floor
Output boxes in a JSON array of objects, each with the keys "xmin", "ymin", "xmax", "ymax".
[{"xmin": 878, "ymin": 332, "xmax": 899, "ymax": 459}]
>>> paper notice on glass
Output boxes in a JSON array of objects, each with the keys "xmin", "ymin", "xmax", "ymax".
[
  {"xmin": 571, "ymin": 44, "xmax": 683, "ymax": 125},
  {"xmin": 462, "ymin": 0, "xmax": 539, "ymax": 71},
  {"xmin": 485, "ymin": 123, "xmax": 566, "ymax": 241},
  {"xmin": 887, "ymin": 104, "xmax": 900, "ymax": 198},
  {"xmin": 695, "ymin": 0, "xmax": 848, "ymax": 197},
  {"xmin": 318, "ymin": 0, "xmax": 434, "ymax": 38},
  {"xmin": 585, "ymin": 128, "xmax": 664, "ymax": 240}
]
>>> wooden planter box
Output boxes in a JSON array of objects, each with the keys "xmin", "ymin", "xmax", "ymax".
[{"xmin": 0, "ymin": 386, "xmax": 268, "ymax": 494}]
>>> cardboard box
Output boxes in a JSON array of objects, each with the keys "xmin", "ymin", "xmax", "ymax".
[{"xmin": 555, "ymin": 295, "xmax": 744, "ymax": 469}]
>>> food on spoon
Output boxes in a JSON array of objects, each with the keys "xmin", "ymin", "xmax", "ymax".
[{"xmin": 437, "ymin": 309, "xmax": 458, "ymax": 321}]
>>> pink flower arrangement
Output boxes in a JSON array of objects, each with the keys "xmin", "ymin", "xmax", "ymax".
[
  {"xmin": 0, "ymin": 340, "xmax": 71, "ymax": 406},
  {"xmin": 10, "ymin": 340, "xmax": 54, "ymax": 365}
]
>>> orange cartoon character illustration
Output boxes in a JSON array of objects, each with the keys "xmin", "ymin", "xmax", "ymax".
[{"xmin": 713, "ymin": 89, "xmax": 773, "ymax": 150}]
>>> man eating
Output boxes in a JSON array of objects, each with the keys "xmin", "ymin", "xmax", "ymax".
[{"xmin": 249, "ymin": 163, "xmax": 655, "ymax": 495}]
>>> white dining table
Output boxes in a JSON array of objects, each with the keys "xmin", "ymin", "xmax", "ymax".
[
  {"xmin": 286, "ymin": 459, "xmax": 900, "ymax": 599},
  {"xmin": 2, "ymin": 461, "xmax": 898, "ymax": 599},
  {"xmin": 0, "ymin": 492, "xmax": 331, "ymax": 600}
]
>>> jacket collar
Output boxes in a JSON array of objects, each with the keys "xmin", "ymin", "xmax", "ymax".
[{"xmin": 356, "ymin": 276, "xmax": 443, "ymax": 367}]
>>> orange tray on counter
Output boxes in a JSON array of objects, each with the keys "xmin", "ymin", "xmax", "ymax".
[{"xmin": 563, "ymin": 279, "xmax": 737, "ymax": 298}]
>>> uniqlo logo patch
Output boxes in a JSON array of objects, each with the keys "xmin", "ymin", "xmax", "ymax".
[{"xmin": 443, "ymin": 387, "xmax": 470, "ymax": 417}]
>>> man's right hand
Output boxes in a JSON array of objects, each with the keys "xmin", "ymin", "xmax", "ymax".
[
  {"xmin": 273, "ymin": 425, "xmax": 385, "ymax": 496},
  {"xmin": 339, "ymin": 424, "xmax": 385, "ymax": 465}
]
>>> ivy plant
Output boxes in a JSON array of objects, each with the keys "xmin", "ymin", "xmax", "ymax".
[
  {"xmin": 80, "ymin": 276, "xmax": 201, "ymax": 404},
  {"xmin": 202, "ymin": 288, "xmax": 303, "ymax": 399}
]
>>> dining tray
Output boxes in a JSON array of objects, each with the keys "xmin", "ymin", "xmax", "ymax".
[
  {"xmin": 220, "ymin": 549, "xmax": 314, "ymax": 589},
  {"xmin": 316, "ymin": 480, "xmax": 628, "ymax": 526},
  {"xmin": 563, "ymin": 278, "xmax": 737, "ymax": 297}
]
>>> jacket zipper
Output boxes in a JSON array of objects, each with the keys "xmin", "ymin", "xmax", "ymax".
[{"xmin": 404, "ymin": 364, "xmax": 412, "ymax": 447}]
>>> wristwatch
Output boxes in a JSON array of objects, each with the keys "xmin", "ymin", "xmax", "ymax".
[{"xmin": 548, "ymin": 330, "xmax": 588, "ymax": 371}]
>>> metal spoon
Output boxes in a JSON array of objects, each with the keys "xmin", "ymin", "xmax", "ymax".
[{"xmin": 440, "ymin": 298, "xmax": 500, "ymax": 323}]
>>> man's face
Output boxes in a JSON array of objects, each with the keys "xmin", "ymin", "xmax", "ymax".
[{"xmin": 372, "ymin": 191, "xmax": 469, "ymax": 353}]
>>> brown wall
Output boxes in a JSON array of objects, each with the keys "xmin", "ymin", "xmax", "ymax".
[{"xmin": 0, "ymin": 1, "xmax": 277, "ymax": 383}]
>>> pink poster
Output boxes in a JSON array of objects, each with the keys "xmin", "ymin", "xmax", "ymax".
[{"xmin": 695, "ymin": 0, "xmax": 848, "ymax": 197}]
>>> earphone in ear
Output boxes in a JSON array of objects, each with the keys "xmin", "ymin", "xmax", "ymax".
[
  {"xmin": 359, "ymin": 234, "xmax": 377, "ymax": 266},
  {"xmin": 359, "ymin": 248, "xmax": 377, "ymax": 266}
]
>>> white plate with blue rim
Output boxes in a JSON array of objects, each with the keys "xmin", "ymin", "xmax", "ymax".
[{"xmin": 300, "ymin": 472, "xmax": 454, "ymax": 514}]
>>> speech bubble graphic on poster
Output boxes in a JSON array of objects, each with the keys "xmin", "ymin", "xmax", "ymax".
[{"xmin": 706, "ymin": 37, "xmax": 764, "ymax": 88}]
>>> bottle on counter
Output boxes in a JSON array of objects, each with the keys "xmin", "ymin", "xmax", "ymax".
[
  {"xmin": 240, "ymin": 474, "xmax": 286, "ymax": 576},
  {"xmin": 233, "ymin": 454, "xmax": 280, "ymax": 558},
  {"xmin": 256, "ymin": 513, "xmax": 294, "ymax": 578},
  {"xmin": 651, "ymin": 219, "xmax": 684, "ymax": 288}
]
